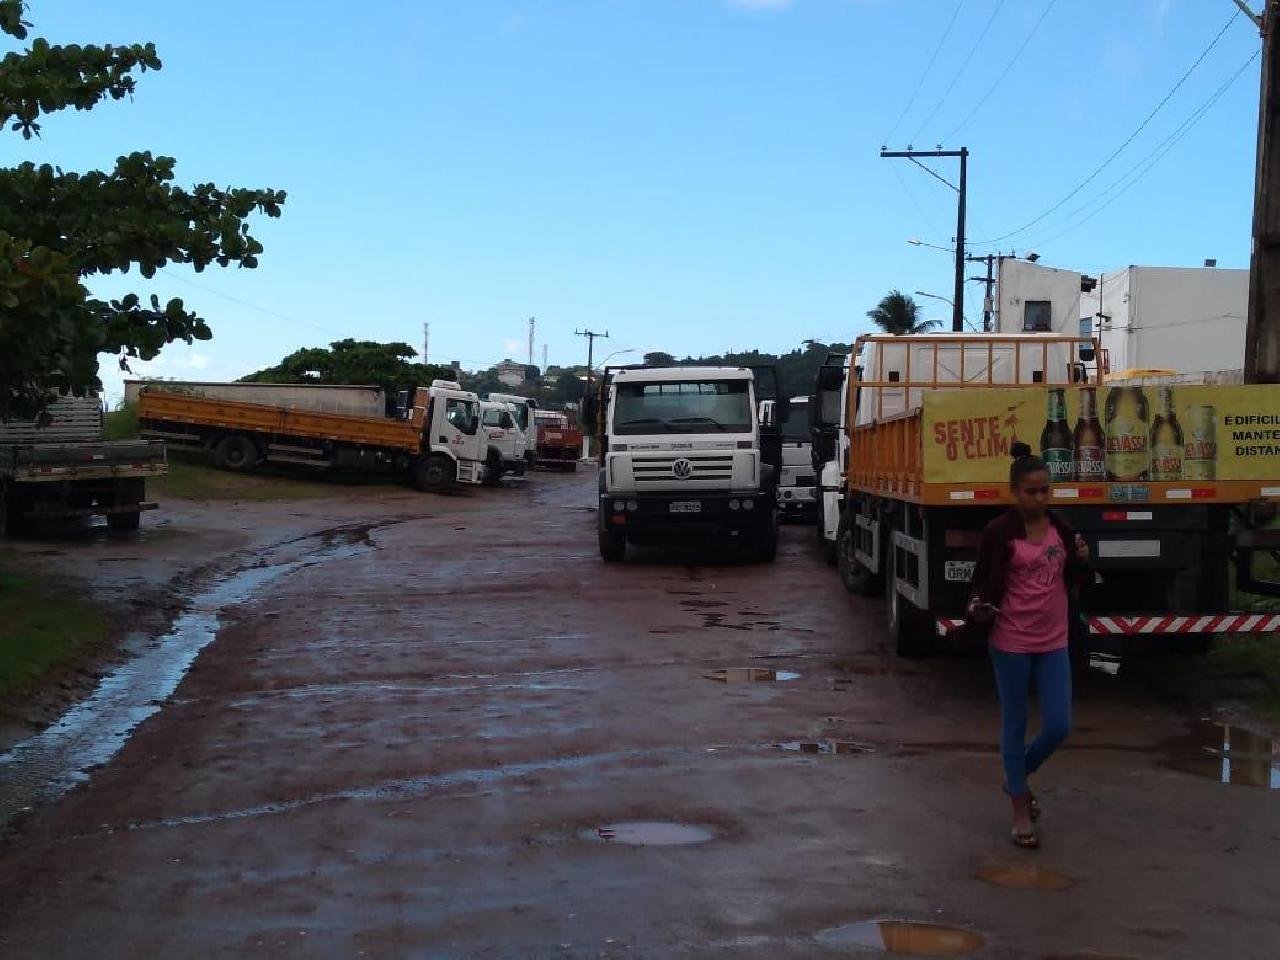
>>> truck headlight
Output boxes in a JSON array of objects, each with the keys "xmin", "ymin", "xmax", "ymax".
[
  {"xmin": 612, "ymin": 500, "xmax": 626, "ymax": 511},
  {"xmin": 728, "ymin": 499, "xmax": 740, "ymax": 511},
  {"xmin": 742, "ymin": 499, "xmax": 755, "ymax": 511},
  {"xmin": 626, "ymin": 500, "xmax": 638, "ymax": 512}
]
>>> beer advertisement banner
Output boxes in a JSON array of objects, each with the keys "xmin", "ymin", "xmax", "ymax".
[{"xmin": 922, "ymin": 385, "xmax": 1280, "ymax": 485}]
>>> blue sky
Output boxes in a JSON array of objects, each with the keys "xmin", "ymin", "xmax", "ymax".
[{"xmin": 4, "ymin": 1, "xmax": 1263, "ymax": 401}]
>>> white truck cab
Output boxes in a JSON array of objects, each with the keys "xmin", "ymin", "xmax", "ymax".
[
  {"xmin": 409, "ymin": 380, "xmax": 486, "ymax": 487},
  {"xmin": 763, "ymin": 395, "xmax": 815, "ymax": 516},
  {"xmin": 487, "ymin": 393, "xmax": 538, "ymax": 467},
  {"xmin": 810, "ymin": 355, "xmax": 849, "ymax": 566},
  {"xmin": 480, "ymin": 399, "xmax": 529, "ymax": 483},
  {"xmin": 596, "ymin": 366, "xmax": 782, "ymax": 562}
]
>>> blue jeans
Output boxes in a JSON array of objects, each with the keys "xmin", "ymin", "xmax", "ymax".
[{"xmin": 990, "ymin": 647, "xmax": 1072, "ymax": 798}]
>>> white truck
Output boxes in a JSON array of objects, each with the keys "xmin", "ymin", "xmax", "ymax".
[
  {"xmin": 592, "ymin": 365, "xmax": 784, "ymax": 563},
  {"xmin": 480, "ymin": 400, "xmax": 530, "ymax": 484},
  {"xmin": 1, "ymin": 395, "xmax": 167, "ymax": 536},
  {"xmin": 487, "ymin": 393, "xmax": 538, "ymax": 468},
  {"xmin": 777, "ymin": 395, "xmax": 816, "ymax": 517}
]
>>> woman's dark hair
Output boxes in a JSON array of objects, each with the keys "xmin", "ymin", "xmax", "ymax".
[{"xmin": 1009, "ymin": 441, "xmax": 1048, "ymax": 486}]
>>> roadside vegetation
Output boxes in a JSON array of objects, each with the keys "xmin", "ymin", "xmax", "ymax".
[{"xmin": 0, "ymin": 564, "xmax": 107, "ymax": 700}]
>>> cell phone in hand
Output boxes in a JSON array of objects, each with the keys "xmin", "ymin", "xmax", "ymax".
[{"xmin": 973, "ymin": 601, "xmax": 1001, "ymax": 616}]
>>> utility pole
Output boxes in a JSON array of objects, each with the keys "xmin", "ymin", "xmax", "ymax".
[
  {"xmin": 966, "ymin": 253, "xmax": 995, "ymax": 331},
  {"xmin": 881, "ymin": 147, "xmax": 970, "ymax": 332},
  {"xmin": 575, "ymin": 328, "xmax": 609, "ymax": 394},
  {"xmin": 1245, "ymin": 0, "xmax": 1278, "ymax": 382}
]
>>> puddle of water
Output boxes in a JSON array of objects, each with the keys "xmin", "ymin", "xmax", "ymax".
[
  {"xmin": 705, "ymin": 668, "xmax": 800, "ymax": 683},
  {"xmin": 589, "ymin": 821, "xmax": 714, "ymax": 846},
  {"xmin": 1164, "ymin": 722, "xmax": 1280, "ymax": 790},
  {"xmin": 815, "ymin": 920, "xmax": 984, "ymax": 956},
  {"xmin": 777, "ymin": 739, "xmax": 875, "ymax": 756},
  {"xmin": 0, "ymin": 537, "xmax": 371, "ymax": 830},
  {"xmin": 977, "ymin": 861, "xmax": 1074, "ymax": 891}
]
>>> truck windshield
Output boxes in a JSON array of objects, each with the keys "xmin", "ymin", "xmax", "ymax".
[
  {"xmin": 613, "ymin": 381, "xmax": 753, "ymax": 435},
  {"xmin": 446, "ymin": 399, "xmax": 479, "ymax": 435},
  {"xmin": 780, "ymin": 401, "xmax": 810, "ymax": 443}
]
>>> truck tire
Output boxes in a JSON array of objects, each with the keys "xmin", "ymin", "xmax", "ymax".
[
  {"xmin": 411, "ymin": 453, "xmax": 456, "ymax": 492},
  {"xmin": 599, "ymin": 526, "xmax": 626, "ymax": 562},
  {"xmin": 484, "ymin": 450, "xmax": 504, "ymax": 486},
  {"xmin": 887, "ymin": 535, "xmax": 932, "ymax": 658},
  {"xmin": 753, "ymin": 508, "xmax": 779, "ymax": 562},
  {"xmin": 213, "ymin": 434, "xmax": 260, "ymax": 472},
  {"xmin": 108, "ymin": 511, "xmax": 141, "ymax": 532},
  {"xmin": 837, "ymin": 519, "xmax": 878, "ymax": 595}
]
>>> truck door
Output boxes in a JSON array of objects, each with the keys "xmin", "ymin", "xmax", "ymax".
[{"xmin": 437, "ymin": 396, "xmax": 481, "ymax": 461}]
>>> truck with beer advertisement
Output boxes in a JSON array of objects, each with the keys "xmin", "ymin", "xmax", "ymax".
[{"xmin": 835, "ymin": 332, "xmax": 1280, "ymax": 658}]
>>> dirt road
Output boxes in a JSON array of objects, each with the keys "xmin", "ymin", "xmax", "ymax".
[{"xmin": 0, "ymin": 471, "xmax": 1276, "ymax": 958}]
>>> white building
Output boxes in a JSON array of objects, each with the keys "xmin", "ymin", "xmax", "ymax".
[
  {"xmin": 494, "ymin": 360, "xmax": 527, "ymax": 388},
  {"xmin": 995, "ymin": 258, "xmax": 1247, "ymax": 378}
]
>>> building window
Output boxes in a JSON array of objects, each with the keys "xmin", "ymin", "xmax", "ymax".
[{"xmin": 1024, "ymin": 301, "xmax": 1051, "ymax": 332}]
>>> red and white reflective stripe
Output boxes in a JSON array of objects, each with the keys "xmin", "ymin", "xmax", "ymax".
[{"xmin": 938, "ymin": 614, "xmax": 1280, "ymax": 636}]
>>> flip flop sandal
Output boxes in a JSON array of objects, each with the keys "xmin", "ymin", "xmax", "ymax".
[
  {"xmin": 1010, "ymin": 827, "xmax": 1040, "ymax": 850},
  {"xmin": 1028, "ymin": 790, "xmax": 1041, "ymax": 823}
]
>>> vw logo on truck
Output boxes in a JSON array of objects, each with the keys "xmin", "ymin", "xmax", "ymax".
[{"xmin": 671, "ymin": 458, "xmax": 694, "ymax": 480}]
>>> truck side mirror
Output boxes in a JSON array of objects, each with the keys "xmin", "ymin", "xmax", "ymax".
[
  {"xmin": 816, "ymin": 365, "xmax": 844, "ymax": 391},
  {"xmin": 396, "ymin": 389, "xmax": 410, "ymax": 420},
  {"xmin": 773, "ymin": 397, "xmax": 792, "ymax": 426}
]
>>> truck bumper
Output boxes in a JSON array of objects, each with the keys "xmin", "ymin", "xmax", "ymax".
[
  {"xmin": 778, "ymin": 485, "xmax": 816, "ymax": 511},
  {"xmin": 599, "ymin": 490, "xmax": 773, "ymax": 542}
]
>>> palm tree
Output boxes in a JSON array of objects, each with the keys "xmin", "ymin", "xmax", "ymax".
[{"xmin": 866, "ymin": 290, "xmax": 940, "ymax": 336}]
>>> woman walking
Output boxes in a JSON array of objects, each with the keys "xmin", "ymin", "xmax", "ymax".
[{"xmin": 967, "ymin": 442, "xmax": 1090, "ymax": 849}]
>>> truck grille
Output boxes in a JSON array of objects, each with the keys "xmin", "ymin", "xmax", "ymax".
[{"xmin": 633, "ymin": 454, "xmax": 734, "ymax": 482}]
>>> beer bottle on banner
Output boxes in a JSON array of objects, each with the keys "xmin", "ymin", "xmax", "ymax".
[
  {"xmin": 1105, "ymin": 386, "xmax": 1150, "ymax": 481},
  {"xmin": 1149, "ymin": 387, "xmax": 1184, "ymax": 481},
  {"xmin": 1184, "ymin": 404, "xmax": 1218, "ymax": 480},
  {"xmin": 1040, "ymin": 388, "xmax": 1073, "ymax": 483},
  {"xmin": 1073, "ymin": 387, "xmax": 1105, "ymax": 482}
]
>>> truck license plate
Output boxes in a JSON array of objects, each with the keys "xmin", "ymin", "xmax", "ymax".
[
  {"xmin": 669, "ymin": 501, "xmax": 701, "ymax": 514},
  {"xmin": 944, "ymin": 561, "xmax": 976, "ymax": 582}
]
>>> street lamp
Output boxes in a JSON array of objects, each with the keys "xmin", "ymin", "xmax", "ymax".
[
  {"xmin": 907, "ymin": 237, "xmax": 956, "ymax": 255},
  {"xmin": 914, "ymin": 290, "xmax": 953, "ymax": 307},
  {"xmin": 597, "ymin": 348, "xmax": 636, "ymax": 370}
]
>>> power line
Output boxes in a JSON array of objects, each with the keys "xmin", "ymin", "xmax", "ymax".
[
  {"xmin": 977, "ymin": 7, "xmax": 1244, "ymax": 244},
  {"xmin": 908, "ymin": 156, "xmax": 958, "ymax": 192},
  {"xmin": 883, "ymin": 0, "xmax": 966, "ymax": 145},
  {"xmin": 1029, "ymin": 50, "xmax": 1259, "ymax": 249},
  {"xmin": 943, "ymin": 0, "xmax": 1060, "ymax": 143},
  {"xmin": 912, "ymin": 0, "xmax": 1006, "ymax": 144}
]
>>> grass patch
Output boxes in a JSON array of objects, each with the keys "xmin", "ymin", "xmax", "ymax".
[
  {"xmin": 1133, "ymin": 636, "xmax": 1280, "ymax": 729},
  {"xmin": 0, "ymin": 564, "xmax": 108, "ymax": 700},
  {"xmin": 104, "ymin": 402, "xmax": 140, "ymax": 441},
  {"xmin": 153, "ymin": 452, "xmax": 406, "ymax": 502}
]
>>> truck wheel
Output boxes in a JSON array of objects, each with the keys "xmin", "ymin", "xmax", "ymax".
[
  {"xmin": 484, "ymin": 450, "xmax": 504, "ymax": 486},
  {"xmin": 837, "ymin": 520, "xmax": 877, "ymax": 595},
  {"xmin": 214, "ymin": 434, "xmax": 260, "ymax": 472},
  {"xmin": 887, "ymin": 536, "xmax": 932, "ymax": 658},
  {"xmin": 411, "ymin": 453, "xmax": 456, "ymax": 492},
  {"xmin": 108, "ymin": 511, "xmax": 141, "ymax": 532},
  {"xmin": 599, "ymin": 526, "xmax": 626, "ymax": 562},
  {"xmin": 754, "ymin": 509, "xmax": 779, "ymax": 562}
]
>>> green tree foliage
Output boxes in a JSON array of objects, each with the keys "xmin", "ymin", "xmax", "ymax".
[
  {"xmin": 643, "ymin": 351, "xmax": 676, "ymax": 367},
  {"xmin": 866, "ymin": 289, "xmax": 939, "ymax": 336},
  {"xmin": 240, "ymin": 339, "xmax": 455, "ymax": 399},
  {"xmin": 642, "ymin": 342, "xmax": 851, "ymax": 399},
  {"xmin": 0, "ymin": 1, "xmax": 285, "ymax": 418}
]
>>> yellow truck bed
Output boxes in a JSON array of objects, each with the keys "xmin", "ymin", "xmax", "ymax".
[{"xmin": 138, "ymin": 390, "xmax": 422, "ymax": 453}]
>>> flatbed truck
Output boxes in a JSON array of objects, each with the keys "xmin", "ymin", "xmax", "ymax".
[
  {"xmin": 138, "ymin": 380, "xmax": 486, "ymax": 490},
  {"xmin": 834, "ymin": 333, "xmax": 1280, "ymax": 657}
]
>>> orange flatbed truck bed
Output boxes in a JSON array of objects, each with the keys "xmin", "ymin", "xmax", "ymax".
[
  {"xmin": 835, "ymin": 333, "xmax": 1280, "ymax": 658},
  {"xmin": 139, "ymin": 384, "xmax": 486, "ymax": 489}
]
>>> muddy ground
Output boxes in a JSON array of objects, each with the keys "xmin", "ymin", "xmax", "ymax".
[{"xmin": 0, "ymin": 470, "xmax": 1277, "ymax": 958}]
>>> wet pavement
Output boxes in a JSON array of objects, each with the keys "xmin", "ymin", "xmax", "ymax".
[{"xmin": 0, "ymin": 471, "xmax": 1278, "ymax": 958}]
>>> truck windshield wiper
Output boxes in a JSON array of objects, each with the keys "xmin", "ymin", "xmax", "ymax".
[
  {"xmin": 665, "ymin": 419, "xmax": 727, "ymax": 435},
  {"xmin": 618, "ymin": 417, "xmax": 667, "ymax": 427}
]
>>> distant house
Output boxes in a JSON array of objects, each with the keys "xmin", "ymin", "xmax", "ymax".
[{"xmin": 494, "ymin": 359, "xmax": 527, "ymax": 388}]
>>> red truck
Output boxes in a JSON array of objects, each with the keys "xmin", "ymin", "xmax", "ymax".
[{"xmin": 534, "ymin": 411, "xmax": 582, "ymax": 471}]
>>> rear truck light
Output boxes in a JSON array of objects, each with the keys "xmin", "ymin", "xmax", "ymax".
[
  {"xmin": 612, "ymin": 500, "xmax": 626, "ymax": 511},
  {"xmin": 728, "ymin": 499, "xmax": 740, "ymax": 511},
  {"xmin": 626, "ymin": 500, "xmax": 638, "ymax": 512},
  {"xmin": 1101, "ymin": 511, "xmax": 1154, "ymax": 522}
]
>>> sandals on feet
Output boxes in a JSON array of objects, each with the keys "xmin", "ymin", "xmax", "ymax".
[
  {"xmin": 1028, "ymin": 789, "xmax": 1041, "ymax": 823},
  {"xmin": 1010, "ymin": 826, "xmax": 1040, "ymax": 850}
]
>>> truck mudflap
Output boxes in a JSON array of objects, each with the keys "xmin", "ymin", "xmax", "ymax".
[{"xmin": 935, "ymin": 614, "xmax": 1280, "ymax": 637}]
